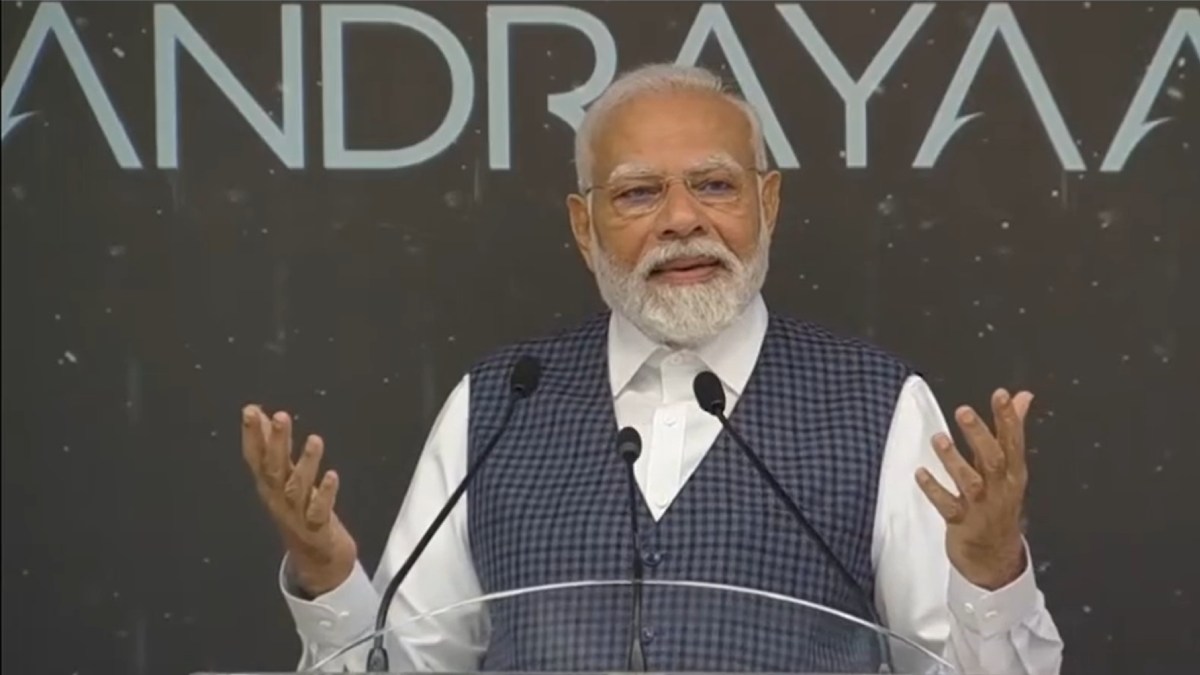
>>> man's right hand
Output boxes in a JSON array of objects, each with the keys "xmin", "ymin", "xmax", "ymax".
[{"xmin": 242, "ymin": 405, "xmax": 358, "ymax": 597}]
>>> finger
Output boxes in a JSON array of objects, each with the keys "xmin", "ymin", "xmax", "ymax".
[
  {"xmin": 241, "ymin": 404, "xmax": 268, "ymax": 474},
  {"xmin": 932, "ymin": 432, "xmax": 985, "ymax": 502},
  {"xmin": 955, "ymin": 405, "xmax": 1006, "ymax": 481},
  {"xmin": 263, "ymin": 411, "xmax": 294, "ymax": 489},
  {"xmin": 285, "ymin": 435, "xmax": 324, "ymax": 512},
  {"xmin": 993, "ymin": 389, "xmax": 1029, "ymax": 481},
  {"xmin": 1013, "ymin": 391, "xmax": 1034, "ymax": 421},
  {"xmin": 306, "ymin": 470, "xmax": 339, "ymax": 529},
  {"xmin": 916, "ymin": 468, "xmax": 965, "ymax": 523}
]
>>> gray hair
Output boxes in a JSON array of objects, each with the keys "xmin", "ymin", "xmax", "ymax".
[{"xmin": 574, "ymin": 63, "xmax": 769, "ymax": 192}]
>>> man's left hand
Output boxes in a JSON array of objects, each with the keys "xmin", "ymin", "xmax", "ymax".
[{"xmin": 916, "ymin": 388, "xmax": 1034, "ymax": 590}]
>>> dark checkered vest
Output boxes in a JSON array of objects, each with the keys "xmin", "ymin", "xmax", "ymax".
[{"xmin": 466, "ymin": 311, "xmax": 912, "ymax": 671}]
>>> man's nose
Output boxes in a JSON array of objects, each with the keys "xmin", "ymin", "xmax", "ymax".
[{"xmin": 654, "ymin": 180, "xmax": 709, "ymax": 240}]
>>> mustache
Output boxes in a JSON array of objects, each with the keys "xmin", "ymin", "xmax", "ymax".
[{"xmin": 634, "ymin": 238, "xmax": 740, "ymax": 279}]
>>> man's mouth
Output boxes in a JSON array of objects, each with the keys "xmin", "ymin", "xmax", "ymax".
[{"xmin": 648, "ymin": 256, "xmax": 725, "ymax": 285}]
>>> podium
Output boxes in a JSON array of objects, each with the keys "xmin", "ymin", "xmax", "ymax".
[{"xmin": 207, "ymin": 579, "xmax": 957, "ymax": 674}]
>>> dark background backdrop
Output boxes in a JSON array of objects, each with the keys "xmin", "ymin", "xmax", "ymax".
[{"xmin": 2, "ymin": 2, "xmax": 1196, "ymax": 673}]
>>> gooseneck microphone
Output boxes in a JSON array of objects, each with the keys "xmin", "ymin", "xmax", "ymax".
[
  {"xmin": 691, "ymin": 371, "xmax": 894, "ymax": 673},
  {"xmin": 366, "ymin": 355, "xmax": 543, "ymax": 672},
  {"xmin": 615, "ymin": 427, "xmax": 648, "ymax": 672}
]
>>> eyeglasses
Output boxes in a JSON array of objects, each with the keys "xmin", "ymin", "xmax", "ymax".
[{"xmin": 584, "ymin": 167, "xmax": 763, "ymax": 218}]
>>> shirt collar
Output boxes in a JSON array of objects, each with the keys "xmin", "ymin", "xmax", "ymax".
[{"xmin": 607, "ymin": 293, "xmax": 768, "ymax": 398}]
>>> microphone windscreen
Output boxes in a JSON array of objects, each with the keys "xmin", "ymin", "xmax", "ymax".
[
  {"xmin": 509, "ymin": 356, "xmax": 542, "ymax": 397},
  {"xmin": 692, "ymin": 370, "xmax": 726, "ymax": 416},
  {"xmin": 616, "ymin": 426, "xmax": 642, "ymax": 463}
]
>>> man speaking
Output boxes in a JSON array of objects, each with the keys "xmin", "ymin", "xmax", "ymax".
[{"xmin": 241, "ymin": 64, "xmax": 1064, "ymax": 673}]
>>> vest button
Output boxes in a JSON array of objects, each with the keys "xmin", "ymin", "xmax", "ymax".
[
  {"xmin": 640, "ymin": 626, "xmax": 657, "ymax": 643},
  {"xmin": 641, "ymin": 550, "xmax": 663, "ymax": 567}
]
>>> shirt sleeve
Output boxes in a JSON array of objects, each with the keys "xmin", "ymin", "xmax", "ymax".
[
  {"xmin": 279, "ymin": 374, "xmax": 488, "ymax": 671},
  {"xmin": 871, "ymin": 374, "xmax": 1065, "ymax": 674}
]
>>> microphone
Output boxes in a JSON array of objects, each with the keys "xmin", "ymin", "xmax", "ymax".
[
  {"xmin": 366, "ymin": 355, "xmax": 543, "ymax": 671},
  {"xmin": 615, "ymin": 427, "xmax": 648, "ymax": 672},
  {"xmin": 692, "ymin": 371, "xmax": 894, "ymax": 673}
]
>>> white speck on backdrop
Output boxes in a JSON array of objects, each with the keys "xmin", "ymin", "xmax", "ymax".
[
  {"xmin": 63, "ymin": 350, "xmax": 77, "ymax": 364},
  {"xmin": 1165, "ymin": 86, "xmax": 1183, "ymax": 101},
  {"xmin": 113, "ymin": 47, "xmax": 125, "ymax": 59},
  {"xmin": 1000, "ymin": 220, "xmax": 1010, "ymax": 230}
]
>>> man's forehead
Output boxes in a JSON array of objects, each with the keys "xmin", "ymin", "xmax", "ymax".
[{"xmin": 590, "ymin": 91, "xmax": 756, "ymax": 180}]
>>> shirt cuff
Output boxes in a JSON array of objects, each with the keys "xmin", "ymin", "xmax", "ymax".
[
  {"xmin": 946, "ymin": 542, "xmax": 1041, "ymax": 638},
  {"xmin": 279, "ymin": 554, "xmax": 379, "ymax": 648}
]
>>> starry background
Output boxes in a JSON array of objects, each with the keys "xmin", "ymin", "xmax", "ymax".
[{"xmin": 1, "ymin": 2, "xmax": 1196, "ymax": 674}]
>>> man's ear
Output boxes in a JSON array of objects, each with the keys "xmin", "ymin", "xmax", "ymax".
[
  {"xmin": 567, "ymin": 192, "xmax": 596, "ymax": 272},
  {"xmin": 759, "ymin": 170, "xmax": 782, "ymax": 238}
]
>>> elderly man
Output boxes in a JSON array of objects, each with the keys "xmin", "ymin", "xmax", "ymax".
[{"xmin": 242, "ymin": 64, "xmax": 1064, "ymax": 673}]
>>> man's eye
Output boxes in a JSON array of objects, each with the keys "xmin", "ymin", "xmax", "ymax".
[
  {"xmin": 694, "ymin": 179, "xmax": 737, "ymax": 195},
  {"xmin": 615, "ymin": 185, "xmax": 662, "ymax": 202}
]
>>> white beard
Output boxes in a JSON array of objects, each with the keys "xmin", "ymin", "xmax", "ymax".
[{"xmin": 589, "ymin": 219, "xmax": 770, "ymax": 348}]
